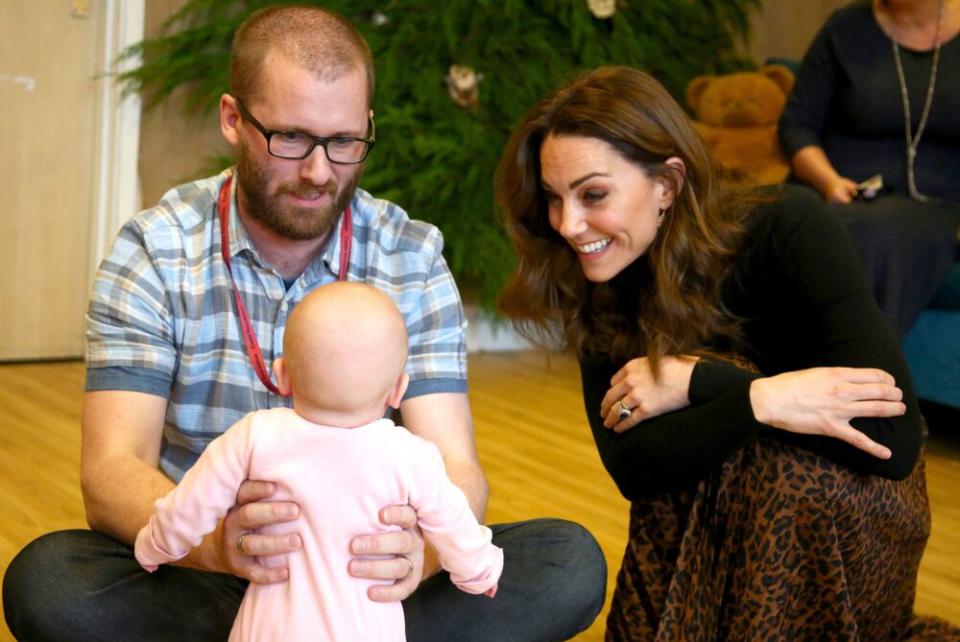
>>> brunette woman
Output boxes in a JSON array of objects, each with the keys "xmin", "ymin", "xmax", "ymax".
[{"xmin": 497, "ymin": 66, "xmax": 958, "ymax": 640}]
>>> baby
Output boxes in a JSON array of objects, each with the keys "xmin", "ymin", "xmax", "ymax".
[{"xmin": 134, "ymin": 282, "xmax": 502, "ymax": 641}]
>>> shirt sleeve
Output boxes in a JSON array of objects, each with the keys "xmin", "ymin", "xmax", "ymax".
[
  {"xmin": 402, "ymin": 227, "xmax": 468, "ymax": 398},
  {"xmin": 85, "ymin": 219, "xmax": 177, "ymax": 394},
  {"xmin": 134, "ymin": 412, "xmax": 256, "ymax": 571},
  {"xmin": 778, "ymin": 12, "xmax": 840, "ymax": 158}
]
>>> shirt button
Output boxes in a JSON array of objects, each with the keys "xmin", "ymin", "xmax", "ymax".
[{"xmin": 280, "ymin": 302, "xmax": 288, "ymax": 312}]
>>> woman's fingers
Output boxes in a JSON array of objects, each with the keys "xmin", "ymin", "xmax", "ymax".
[
  {"xmin": 839, "ymin": 367, "xmax": 896, "ymax": 385},
  {"xmin": 830, "ymin": 423, "xmax": 892, "ymax": 459},
  {"xmin": 848, "ymin": 399, "xmax": 907, "ymax": 419}
]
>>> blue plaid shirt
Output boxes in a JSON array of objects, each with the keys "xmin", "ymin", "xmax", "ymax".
[{"xmin": 86, "ymin": 169, "xmax": 467, "ymax": 482}]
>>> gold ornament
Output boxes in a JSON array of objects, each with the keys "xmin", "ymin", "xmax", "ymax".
[
  {"xmin": 587, "ymin": 0, "xmax": 616, "ymax": 19},
  {"xmin": 445, "ymin": 64, "xmax": 480, "ymax": 110}
]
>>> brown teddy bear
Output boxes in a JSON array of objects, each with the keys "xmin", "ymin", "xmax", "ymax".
[{"xmin": 686, "ymin": 65, "xmax": 795, "ymax": 185}]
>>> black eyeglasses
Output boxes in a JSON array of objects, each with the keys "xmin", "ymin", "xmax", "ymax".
[{"xmin": 234, "ymin": 96, "xmax": 375, "ymax": 164}]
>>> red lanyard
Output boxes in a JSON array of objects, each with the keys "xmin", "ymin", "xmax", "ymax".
[{"xmin": 217, "ymin": 175, "xmax": 352, "ymax": 396}]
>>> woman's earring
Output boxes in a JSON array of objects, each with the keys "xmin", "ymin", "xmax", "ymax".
[{"xmin": 656, "ymin": 208, "xmax": 666, "ymax": 228}]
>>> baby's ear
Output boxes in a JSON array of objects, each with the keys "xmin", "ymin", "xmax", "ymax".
[
  {"xmin": 273, "ymin": 357, "xmax": 292, "ymax": 397},
  {"xmin": 387, "ymin": 373, "xmax": 410, "ymax": 410}
]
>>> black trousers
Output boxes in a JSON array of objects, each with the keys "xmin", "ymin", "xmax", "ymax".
[{"xmin": 4, "ymin": 519, "xmax": 606, "ymax": 642}]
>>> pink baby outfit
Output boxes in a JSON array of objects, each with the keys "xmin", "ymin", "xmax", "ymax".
[{"xmin": 135, "ymin": 409, "xmax": 502, "ymax": 642}]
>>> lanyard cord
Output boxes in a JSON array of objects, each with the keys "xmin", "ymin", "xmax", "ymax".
[{"xmin": 217, "ymin": 175, "xmax": 352, "ymax": 396}]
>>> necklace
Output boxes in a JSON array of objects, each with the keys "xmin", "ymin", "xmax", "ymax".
[
  {"xmin": 890, "ymin": 0, "xmax": 945, "ymax": 202},
  {"xmin": 217, "ymin": 175, "xmax": 353, "ymax": 396}
]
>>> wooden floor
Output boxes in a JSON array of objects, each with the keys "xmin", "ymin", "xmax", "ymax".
[{"xmin": 1, "ymin": 353, "xmax": 959, "ymax": 640}]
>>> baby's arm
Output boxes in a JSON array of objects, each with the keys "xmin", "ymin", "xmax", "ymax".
[
  {"xmin": 134, "ymin": 413, "xmax": 256, "ymax": 571},
  {"xmin": 408, "ymin": 440, "xmax": 503, "ymax": 597}
]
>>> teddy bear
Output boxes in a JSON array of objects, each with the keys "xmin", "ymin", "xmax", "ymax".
[{"xmin": 686, "ymin": 64, "xmax": 795, "ymax": 185}]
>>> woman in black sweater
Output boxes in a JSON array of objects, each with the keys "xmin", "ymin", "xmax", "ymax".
[
  {"xmin": 496, "ymin": 66, "xmax": 956, "ymax": 640},
  {"xmin": 779, "ymin": 0, "xmax": 960, "ymax": 339}
]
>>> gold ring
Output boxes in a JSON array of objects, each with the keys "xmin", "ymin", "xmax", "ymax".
[
  {"xmin": 401, "ymin": 555, "xmax": 414, "ymax": 580},
  {"xmin": 617, "ymin": 399, "xmax": 631, "ymax": 421},
  {"xmin": 237, "ymin": 533, "xmax": 251, "ymax": 555}
]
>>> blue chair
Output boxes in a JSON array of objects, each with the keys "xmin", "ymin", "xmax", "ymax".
[{"xmin": 903, "ymin": 263, "xmax": 960, "ymax": 411}]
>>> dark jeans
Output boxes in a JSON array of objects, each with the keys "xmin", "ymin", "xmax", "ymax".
[{"xmin": 4, "ymin": 519, "xmax": 605, "ymax": 642}]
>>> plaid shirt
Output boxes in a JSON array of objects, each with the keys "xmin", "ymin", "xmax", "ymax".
[{"xmin": 86, "ymin": 169, "xmax": 467, "ymax": 482}]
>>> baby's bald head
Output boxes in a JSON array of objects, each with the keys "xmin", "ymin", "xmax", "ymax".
[{"xmin": 281, "ymin": 282, "xmax": 408, "ymax": 418}]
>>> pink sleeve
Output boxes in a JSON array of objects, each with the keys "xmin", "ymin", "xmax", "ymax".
[
  {"xmin": 133, "ymin": 413, "xmax": 258, "ymax": 572},
  {"xmin": 407, "ymin": 441, "xmax": 503, "ymax": 597}
]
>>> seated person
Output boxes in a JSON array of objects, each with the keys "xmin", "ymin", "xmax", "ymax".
[
  {"xmin": 135, "ymin": 282, "xmax": 502, "ymax": 641},
  {"xmin": 778, "ymin": 0, "xmax": 960, "ymax": 339},
  {"xmin": 2, "ymin": 6, "xmax": 605, "ymax": 641}
]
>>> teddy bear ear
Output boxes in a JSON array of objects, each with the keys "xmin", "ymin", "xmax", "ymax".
[
  {"xmin": 758, "ymin": 64, "xmax": 796, "ymax": 96},
  {"xmin": 686, "ymin": 75, "xmax": 714, "ymax": 113}
]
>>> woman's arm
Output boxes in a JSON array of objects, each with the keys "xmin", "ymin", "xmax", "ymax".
[
  {"xmin": 586, "ymin": 357, "xmax": 904, "ymax": 500},
  {"xmin": 582, "ymin": 357, "xmax": 763, "ymax": 499},
  {"xmin": 779, "ymin": 11, "xmax": 855, "ymax": 201},
  {"xmin": 790, "ymin": 146, "xmax": 858, "ymax": 203},
  {"xmin": 584, "ymin": 191, "xmax": 924, "ymax": 499}
]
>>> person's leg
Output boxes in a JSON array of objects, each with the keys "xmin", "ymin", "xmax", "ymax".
[
  {"xmin": 3, "ymin": 530, "xmax": 246, "ymax": 642},
  {"xmin": 403, "ymin": 518, "xmax": 606, "ymax": 642},
  {"xmin": 831, "ymin": 196, "xmax": 960, "ymax": 339}
]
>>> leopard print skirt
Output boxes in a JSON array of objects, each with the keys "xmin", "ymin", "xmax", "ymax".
[{"xmin": 606, "ymin": 436, "xmax": 960, "ymax": 641}]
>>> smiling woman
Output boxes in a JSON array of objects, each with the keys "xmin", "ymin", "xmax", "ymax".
[
  {"xmin": 495, "ymin": 65, "xmax": 960, "ymax": 640},
  {"xmin": 539, "ymin": 135, "xmax": 680, "ymax": 284}
]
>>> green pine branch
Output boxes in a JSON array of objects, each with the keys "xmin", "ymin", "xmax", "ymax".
[{"xmin": 118, "ymin": 0, "xmax": 759, "ymax": 308}]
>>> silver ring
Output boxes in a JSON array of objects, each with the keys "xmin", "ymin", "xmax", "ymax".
[
  {"xmin": 400, "ymin": 555, "xmax": 414, "ymax": 580},
  {"xmin": 617, "ymin": 399, "xmax": 631, "ymax": 421},
  {"xmin": 237, "ymin": 533, "xmax": 251, "ymax": 555}
]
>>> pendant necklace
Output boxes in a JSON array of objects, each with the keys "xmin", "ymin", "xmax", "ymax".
[{"xmin": 890, "ymin": 0, "xmax": 944, "ymax": 202}]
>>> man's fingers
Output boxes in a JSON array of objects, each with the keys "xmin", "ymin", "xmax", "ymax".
[
  {"xmin": 232, "ymin": 501, "xmax": 300, "ymax": 531},
  {"xmin": 367, "ymin": 572, "xmax": 418, "ymax": 602},
  {"xmin": 349, "ymin": 555, "xmax": 414, "ymax": 581},
  {"xmin": 237, "ymin": 533, "xmax": 302, "ymax": 557},
  {"xmin": 245, "ymin": 563, "xmax": 290, "ymax": 585},
  {"xmin": 351, "ymin": 527, "xmax": 416, "ymax": 556},
  {"xmin": 236, "ymin": 479, "xmax": 276, "ymax": 505},
  {"xmin": 379, "ymin": 504, "xmax": 417, "ymax": 530}
]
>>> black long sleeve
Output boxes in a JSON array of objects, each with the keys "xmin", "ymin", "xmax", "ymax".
[{"xmin": 580, "ymin": 186, "xmax": 924, "ymax": 500}]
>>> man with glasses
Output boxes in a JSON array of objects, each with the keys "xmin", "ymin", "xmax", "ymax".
[{"xmin": 3, "ymin": 5, "xmax": 605, "ymax": 641}]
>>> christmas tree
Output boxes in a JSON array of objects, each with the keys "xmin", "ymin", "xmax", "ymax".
[{"xmin": 122, "ymin": 0, "xmax": 758, "ymax": 306}]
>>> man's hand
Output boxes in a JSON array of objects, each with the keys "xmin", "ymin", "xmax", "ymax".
[
  {"xmin": 215, "ymin": 480, "xmax": 302, "ymax": 584},
  {"xmin": 349, "ymin": 504, "xmax": 425, "ymax": 602}
]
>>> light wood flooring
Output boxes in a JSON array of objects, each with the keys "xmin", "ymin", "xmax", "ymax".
[{"xmin": 2, "ymin": 353, "xmax": 959, "ymax": 641}]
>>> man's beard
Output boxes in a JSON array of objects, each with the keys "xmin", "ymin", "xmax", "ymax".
[{"xmin": 235, "ymin": 140, "xmax": 362, "ymax": 241}]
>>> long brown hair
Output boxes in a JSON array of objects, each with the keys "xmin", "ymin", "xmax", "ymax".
[{"xmin": 496, "ymin": 66, "xmax": 765, "ymax": 369}]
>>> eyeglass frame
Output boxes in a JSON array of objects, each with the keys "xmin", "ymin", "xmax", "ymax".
[{"xmin": 232, "ymin": 96, "xmax": 376, "ymax": 164}]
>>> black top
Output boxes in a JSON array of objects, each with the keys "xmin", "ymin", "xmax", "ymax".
[
  {"xmin": 579, "ymin": 186, "xmax": 923, "ymax": 500},
  {"xmin": 778, "ymin": 0, "xmax": 960, "ymax": 202}
]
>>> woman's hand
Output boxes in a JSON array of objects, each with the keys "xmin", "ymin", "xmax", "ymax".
[
  {"xmin": 600, "ymin": 356, "xmax": 699, "ymax": 432},
  {"xmin": 822, "ymin": 176, "xmax": 859, "ymax": 204},
  {"xmin": 749, "ymin": 367, "xmax": 905, "ymax": 459}
]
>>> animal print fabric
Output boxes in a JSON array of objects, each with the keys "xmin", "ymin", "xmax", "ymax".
[{"xmin": 606, "ymin": 435, "xmax": 960, "ymax": 641}]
